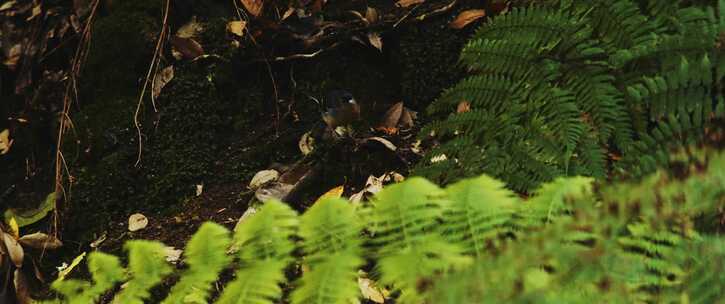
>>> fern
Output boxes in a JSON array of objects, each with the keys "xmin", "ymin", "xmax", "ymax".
[
  {"xmin": 50, "ymin": 252, "xmax": 125, "ymax": 304},
  {"xmin": 112, "ymin": 241, "xmax": 172, "ymax": 304},
  {"xmin": 416, "ymin": 0, "xmax": 723, "ymax": 191}
]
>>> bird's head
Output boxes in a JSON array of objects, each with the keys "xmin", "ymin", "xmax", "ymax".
[{"xmin": 321, "ymin": 90, "xmax": 360, "ymax": 128}]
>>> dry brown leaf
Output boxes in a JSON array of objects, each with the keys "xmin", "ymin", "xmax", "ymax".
[
  {"xmin": 170, "ymin": 36, "xmax": 204, "ymax": 60},
  {"xmin": 298, "ymin": 131, "xmax": 315, "ymax": 155},
  {"xmin": 399, "ymin": 108, "xmax": 416, "ymax": 128},
  {"xmin": 366, "ymin": 137, "xmax": 397, "ymax": 151},
  {"xmin": 249, "ymin": 169, "xmax": 280, "ymax": 189},
  {"xmin": 368, "ymin": 32, "xmax": 383, "ymax": 51},
  {"xmin": 282, "ymin": 7, "xmax": 295, "ymax": 20},
  {"xmin": 227, "ymin": 20, "xmax": 247, "ymax": 37},
  {"xmin": 450, "ymin": 9, "xmax": 486, "ymax": 29},
  {"xmin": 177, "ymin": 16, "xmax": 203, "ymax": 38},
  {"xmin": 2, "ymin": 232, "xmax": 24, "ymax": 267},
  {"xmin": 379, "ymin": 102, "xmax": 404, "ymax": 130},
  {"xmin": 164, "ymin": 246, "xmax": 183, "ymax": 264},
  {"xmin": 358, "ymin": 277, "xmax": 386, "ymax": 303},
  {"xmin": 18, "ymin": 232, "xmax": 63, "ymax": 250},
  {"xmin": 3, "ymin": 44, "xmax": 22, "ymax": 70},
  {"xmin": 365, "ymin": 7, "xmax": 379, "ymax": 23},
  {"xmin": 128, "ymin": 213, "xmax": 148, "ymax": 232},
  {"xmin": 0, "ymin": 1, "xmax": 16, "ymax": 11},
  {"xmin": 152, "ymin": 65, "xmax": 174, "ymax": 100},
  {"xmin": 396, "ymin": 0, "xmax": 425, "ymax": 8},
  {"xmin": 457, "ymin": 101, "xmax": 471, "ymax": 113},
  {"xmin": 26, "ymin": 4, "xmax": 41, "ymax": 21},
  {"xmin": 240, "ymin": 0, "xmax": 264, "ymax": 17}
]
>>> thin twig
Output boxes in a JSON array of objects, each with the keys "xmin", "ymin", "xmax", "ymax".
[{"xmin": 134, "ymin": 0, "xmax": 171, "ymax": 167}]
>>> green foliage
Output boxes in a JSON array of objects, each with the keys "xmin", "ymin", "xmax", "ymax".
[
  {"xmin": 48, "ymin": 149, "xmax": 724, "ymax": 303},
  {"xmin": 416, "ymin": 0, "xmax": 725, "ymax": 191}
]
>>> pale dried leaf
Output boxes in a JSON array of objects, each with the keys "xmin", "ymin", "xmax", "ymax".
[
  {"xmin": 3, "ymin": 44, "xmax": 22, "ymax": 70},
  {"xmin": 26, "ymin": 4, "xmax": 41, "ymax": 21},
  {"xmin": 240, "ymin": 0, "xmax": 264, "ymax": 17},
  {"xmin": 457, "ymin": 101, "xmax": 471, "ymax": 113},
  {"xmin": 368, "ymin": 32, "xmax": 383, "ymax": 51},
  {"xmin": 164, "ymin": 246, "xmax": 183, "ymax": 264},
  {"xmin": 358, "ymin": 277, "xmax": 386, "ymax": 303},
  {"xmin": 177, "ymin": 16, "xmax": 203, "ymax": 38},
  {"xmin": 379, "ymin": 102, "xmax": 404, "ymax": 130},
  {"xmin": 152, "ymin": 65, "xmax": 174, "ymax": 99},
  {"xmin": 89, "ymin": 232, "xmax": 107, "ymax": 248},
  {"xmin": 2, "ymin": 232, "xmax": 24, "ymax": 267},
  {"xmin": 298, "ymin": 131, "xmax": 315, "ymax": 155},
  {"xmin": 282, "ymin": 7, "xmax": 295, "ymax": 20},
  {"xmin": 0, "ymin": 129, "xmax": 13, "ymax": 155},
  {"xmin": 399, "ymin": 108, "xmax": 415, "ymax": 128},
  {"xmin": 430, "ymin": 154, "xmax": 448, "ymax": 163},
  {"xmin": 366, "ymin": 137, "xmax": 397, "ymax": 151},
  {"xmin": 390, "ymin": 172, "xmax": 405, "ymax": 182},
  {"xmin": 195, "ymin": 183, "xmax": 203, "ymax": 196},
  {"xmin": 18, "ymin": 232, "xmax": 63, "ymax": 250},
  {"xmin": 0, "ymin": 1, "xmax": 16, "ymax": 12},
  {"xmin": 313, "ymin": 185, "xmax": 344, "ymax": 205},
  {"xmin": 254, "ymin": 182, "xmax": 294, "ymax": 202},
  {"xmin": 249, "ymin": 169, "xmax": 280, "ymax": 189},
  {"xmin": 450, "ymin": 9, "xmax": 486, "ymax": 29},
  {"xmin": 227, "ymin": 20, "xmax": 247, "ymax": 37},
  {"xmin": 396, "ymin": 0, "xmax": 424, "ymax": 8},
  {"xmin": 170, "ymin": 36, "xmax": 205, "ymax": 60},
  {"xmin": 128, "ymin": 213, "xmax": 148, "ymax": 232},
  {"xmin": 365, "ymin": 7, "xmax": 379, "ymax": 23}
]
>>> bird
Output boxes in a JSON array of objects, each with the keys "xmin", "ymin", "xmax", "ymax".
[{"xmin": 321, "ymin": 90, "xmax": 361, "ymax": 128}]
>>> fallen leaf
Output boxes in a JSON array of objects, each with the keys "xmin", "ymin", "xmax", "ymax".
[
  {"xmin": 26, "ymin": 4, "xmax": 41, "ymax": 21},
  {"xmin": 368, "ymin": 32, "xmax": 383, "ymax": 51},
  {"xmin": 89, "ymin": 232, "xmax": 107, "ymax": 248},
  {"xmin": 4, "ymin": 192, "xmax": 56, "ymax": 227},
  {"xmin": 18, "ymin": 232, "xmax": 63, "ymax": 250},
  {"xmin": 152, "ymin": 65, "xmax": 174, "ymax": 100},
  {"xmin": 313, "ymin": 185, "xmax": 344, "ymax": 205},
  {"xmin": 164, "ymin": 246, "xmax": 183, "ymax": 264},
  {"xmin": 396, "ymin": 0, "xmax": 424, "ymax": 8},
  {"xmin": 2, "ymin": 44, "xmax": 21, "ymax": 70},
  {"xmin": 399, "ymin": 108, "xmax": 416, "ymax": 128},
  {"xmin": 195, "ymin": 183, "xmax": 203, "ymax": 196},
  {"xmin": 170, "ymin": 36, "xmax": 204, "ymax": 60},
  {"xmin": 57, "ymin": 252, "xmax": 86, "ymax": 280},
  {"xmin": 450, "ymin": 9, "xmax": 486, "ymax": 29},
  {"xmin": 254, "ymin": 182, "xmax": 294, "ymax": 202},
  {"xmin": 457, "ymin": 101, "xmax": 471, "ymax": 113},
  {"xmin": 249, "ymin": 169, "xmax": 280, "ymax": 189},
  {"xmin": 0, "ymin": 1, "xmax": 16, "ymax": 12},
  {"xmin": 358, "ymin": 277, "xmax": 386, "ymax": 303},
  {"xmin": 350, "ymin": 174, "xmax": 385, "ymax": 203},
  {"xmin": 128, "ymin": 213, "xmax": 148, "ymax": 232},
  {"xmin": 282, "ymin": 7, "xmax": 295, "ymax": 20},
  {"xmin": 390, "ymin": 172, "xmax": 405, "ymax": 182},
  {"xmin": 240, "ymin": 0, "xmax": 264, "ymax": 17},
  {"xmin": 177, "ymin": 16, "xmax": 203, "ymax": 38},
  {"xmin": 366, "ymin": 137, "xmax": 397, "ymax": 151},
  {"xmin": 378, "ymin": 102, "xmax": 404, "ymax": 131},
  {"xmin": 365, "ymin": 7, "xmax": 379, "ymax": 23},
  {"xmin": 298, "ymin": 131, "xmax": 315, "ymax": 155},
  {"xmin": 227, "ymin": 20, "xmax": 246, "ymax": 37},
  {"xmin": 2, "ymin": 232, "xmax": 24, "ymax": 267}
]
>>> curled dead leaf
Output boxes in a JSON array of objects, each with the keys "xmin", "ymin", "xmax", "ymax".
[
  {"xmin": 128, "ymin": 213, "xmax": 148, "ymax": 232},
  {"xmin": 368, "ymin": 32, "xmax": 383, "ymax": 51},
  {"xmin": 164, "ymin": 246, "xmax": 183, "ymax": 264},
  {"xmin": 176, "ymin": 16, "xmax": 203, "ymax": 38},
  {"xmin": 2, "ymin": 232, "xmax": 24, "ymax": 268},
  {"xmin": 298, "ymin": 131, "xmax": 315, "ymax": 155},
  {"xmin": 396, "ymin": 0, "xmax": 425, "ymax": 8},
  {"xmin": 313, "ymin": 185, "xmax": 344, "ymax": 205},
  {"xmin": 152, "ymin": 65, "xmax": 174, "ymax": 100},
  {"xmin": 358, "ymin": 277, "xmax": 386, "ymax": 303},
  {"xmin": 450, "ymin": 9, "xmax": 486, "ymax": 29},
  {"xmin": 240, "ymin": 0, "xmax": 264, "ymax": 17},
  {"xmin": 365, "ymin": 7, "xmax": 379, "ymax": 23},
  {"xmin": 399, "ymin": 108, "xmax": 416, "ymax": 129},
  {"xmin": 457, "ymin": 101, "xmax": 471, "ymax": 113},
  {"xmin": 366, "ymin": 137, "xmax": 397, "ymax": 151},
  {"xmin": 378, "ymin": 102, "xmax": 404, "ymax": 131},
  {"xmin": 170, "ymin": 36, "xmax": 204, "ymax": 60},
  {"xmin": 249, "ymin": 169, "xmax": 280, "ymax": 189},
  {"xmin": 227, "ymin": 20, "xmax": 247, "ymax": 37},
  {"xmin": 18, "ymin": 232, "xmax": 63, "ymax": 250},
  {"xmin": 3, "ymin": 44, "xmax": 22, "ymax": 70}
]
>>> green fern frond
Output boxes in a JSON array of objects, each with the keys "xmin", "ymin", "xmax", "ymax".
[
  {"xmin": 290, "ymin": 253, "xmax": 363, "ymax": 304},
  {"xmin": 51, "ymin": 252, "xmax": 125, "ymax": 304},
  {"xmin": 112, "ymin": 240, "xmax": 173, "ymax": 304},
  {"xmin": 299, "ymin": 197, "xmax": 361, "ymax": 261},
  {"xmin": 233, "ymin": 200, "xmax": 298, "ymax": 262},
  {"xmin": 215, "ymin": 260, "xmax": 288, "ymax": 304},
  {"xmin": 162, "ymin": 222, "xmax": 232, "ymax": 304}
]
